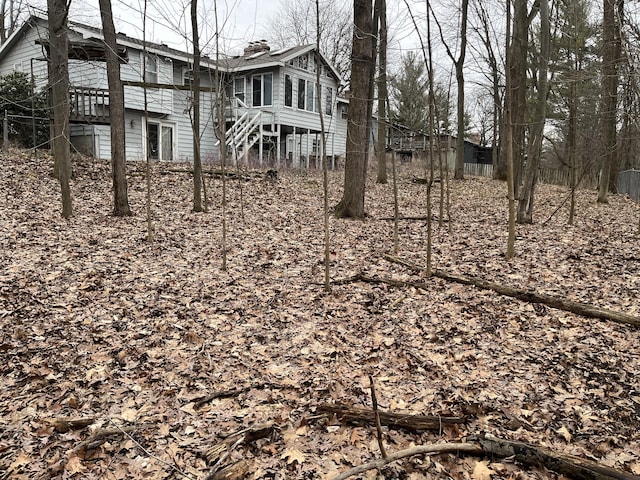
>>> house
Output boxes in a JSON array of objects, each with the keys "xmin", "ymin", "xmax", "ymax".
[{"xmin": 0, "ymin": 16, "xmax": 347, "ymax": 167}]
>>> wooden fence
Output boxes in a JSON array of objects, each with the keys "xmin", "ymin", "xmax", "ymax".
[
  {"xmin": 463, "ymin": 163, "xmax": 601, "ymax": 191},
  {"xmin": 617, "ymin": 170, "xmax": 640, "ymax": 201}
]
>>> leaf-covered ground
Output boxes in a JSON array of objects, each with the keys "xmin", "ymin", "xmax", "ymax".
[{"xmin": 1, "ymin": 151, "xmax": 639, "ymax": 479}]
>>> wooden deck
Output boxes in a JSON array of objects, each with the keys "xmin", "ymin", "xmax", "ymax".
[{"xmin": 69, "ymin": 87, "xmax": 110, "ymax": 124}]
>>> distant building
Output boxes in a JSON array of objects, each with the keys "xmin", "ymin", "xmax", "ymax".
[{"xmin": 0, "ymin": 16, "xmax": 347, "ymax": 166}]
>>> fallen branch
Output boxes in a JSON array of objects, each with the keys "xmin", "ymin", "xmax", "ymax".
[
  {"xmin": 332, "ymin": 435, "xmax": 640, "ymax": 480},
  {"xmin": 331, "ymin": 442, "xmax": 482, "ymax": 480},
  {"xmin": 203, "ymin": 460, "xmax": 250, "ymax": 480},
  {"xmin": 204, "ymin": 423, "xmax": 274, "ymax": 479},
  {"xmin": 193, "ymin": 382, "xmax": 288, "ymax": 409},
  {"xmin": 379, "ymin": 215, "xmax": 448, "ymax": 222},
  {"xmin": 46, "ymin": 417, "xmax": 95, "ymax": 433},
  {"xmin": 73, "ymin": 423, "xmax": 155, "ymax": 453},
  {"xmin": 381, "ymin": 254, "xmax": 640, "ymax": 328},
  {"xmin": 205, "ymin": 422, "xmax": 275, "ymax": 463},
  {"xmin": 473, "ymin": 434, "xmax": 640, "ymax": 480},
  {"xmin": 317, "ymin": 403, "xmax": 465, "ymax": 432}
]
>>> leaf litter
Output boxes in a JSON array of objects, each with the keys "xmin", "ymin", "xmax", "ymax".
[{"xmin": 1, "ymin": 151, "xmax": 639, "ymax": 479}]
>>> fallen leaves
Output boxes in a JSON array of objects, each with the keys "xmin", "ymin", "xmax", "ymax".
[{"xmin": 0, "ymin": 153, "xmax": 639, "ymax": 478}]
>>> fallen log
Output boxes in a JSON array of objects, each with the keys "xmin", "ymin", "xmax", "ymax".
[
  {"xmin": 379, "ymin": 215, "xmax": 448, "ymax": 222},
  {"xmin": 472, "ymin": 434, "xmax": 640, "ymax": 480},
  {"xmin": 381, "ymin": 254, "xmax": 640, "ymax": 328},
  {"xmin": 317, "ymin": 403, "xmax": 465, "ymax": 432},
  {"xmin": 330, "ymin": 436, "xmax": 640, "ymax": 480}
]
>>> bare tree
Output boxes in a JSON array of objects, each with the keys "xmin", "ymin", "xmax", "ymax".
[
  {"xmin": 47, "ymin": 0, "xmax": 72, "ymax": 218},
  {"xmin": 505, "ymin": 0, "xmax": 516, "ymax": 259},
  {"xmin": 517, "ymin": 0, "xmax": 549, "ymax": 224},
  {"xmin": 334, "ymin": 0, "xmax": 375, "ymax": 218},
  {"xmin": 597, "ymin": 0, "xmax": 621, "ymax": 203},
  {"xmin": 315, "ymin": 0, "xmax": 331, "ymax": 292},
  {"xmin": 142, "ymin": 0, "xmax": 153, "ymax": 241},
  {"xmin": 213, "ymin": 0, "xmax": 228, "ymax": 270},
  {"xmin": 191, "ymin": 0, "xmax": 204, "ymax": 212},
  {"xmin": 432, "ymin": 0, "xmax": 469, "ymax": 180},
  {"xmin": 0, "ymin": 0, "xmax": 25, "ymax": 44},
  {"xmin": 375, "ymin": 0, "xmax": 387, "ymax": 184},
  {"xmin": 470, "ymin": 0, "xmax": 504, "ymax": 181},
  {"xmin": 506, "ymin": 0, "xmax": 530, "ymax": 195},
  {"xmin": 98, "ymin": 0, "xmax": 132, "ymax": 217}
]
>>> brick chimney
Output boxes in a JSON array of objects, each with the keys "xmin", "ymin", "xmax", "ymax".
[{"xmin": 244, "ymin": 40, "xmax": 270, "ymax": 56}]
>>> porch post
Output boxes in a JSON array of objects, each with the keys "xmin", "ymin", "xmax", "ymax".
[
  {"xmin": 276, "ymin": 124, "xmax": 281, "ymax": 169},
  {"xmin": 293, "ymin": 126, "xmax": 297, "ymax": 168},
  {"xmin": 259, "ymin": 127, "xmax": 263, "ymax": 168}
]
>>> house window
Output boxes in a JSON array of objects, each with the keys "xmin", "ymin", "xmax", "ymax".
[
  {"xmin": 285, "ymin": 74, "xmax": 293, "ymax": 107},
  {"xmin": 325, "ymin": 86, "xmax": 333, "ymax": 115},
  {"xmin": 144, "ymin": 54, "xmax": 158, "ymax": 83},
  {"xmin": 297, "ymin": 78, "xmax": 306, "ymax": 109},
  {"xmin": 340, "ymin": 104, "xmax": 348, "ymax": 119},
  {"xmin": 234, "ymin": 77, "xmax": 245, "ymax": 103},
  {"xmin": 147, "ymin": 121, "xmax": 174, "ymax": 161},
  {"xmin": 252, "ymin": 73, "xmax": 272, "ymax": 107},
  {"xmin": 306, "ymin": 81, "xmax": 316, "ymax": 112},
  {"xmin": 298, "ymin": 54, "xmax": 308, "ymax": 70},
  {"xmin": 264, "ymin": 73, "xmax": 272, "ymax": 105},
  {"xmin": 183, "ymin": 69, "xmax": 193, "ymax": 86}
]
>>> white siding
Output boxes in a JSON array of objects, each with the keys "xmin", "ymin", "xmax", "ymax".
[{"xmin": 0, "ymin": 23, "xmax": 49, "ymax": 93}]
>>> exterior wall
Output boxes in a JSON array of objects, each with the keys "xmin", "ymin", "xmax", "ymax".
[
  {"xmin": 0, "ymin": 22, "xmax": 49, "ymax": 93},
  {"xmin": 172, "ymin": 89, "xmax": 218, "ymax": 163},
  {"xmin": 122, "ymin": 51, "xmax": 173, "ymax": 115}
]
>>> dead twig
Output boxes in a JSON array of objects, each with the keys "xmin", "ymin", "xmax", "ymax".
[{"xmin": 368, "ymin": 375, "xmax": 387, "ymax": 459}]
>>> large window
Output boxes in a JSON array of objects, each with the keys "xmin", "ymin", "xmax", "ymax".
[
  {"xmin": 234, "ymin": 77, "xmax": 245, "ymax": 103},
  {"xmin": 297, "ymin": 79, "xmax": 319, "ymax": 112},
  {"xmin": 252, "ymin": 73, "xmax": 272, "ymax": 107},
  {"xmin": 144, "ymin": 54, "xmax": 158, "ymax": 83},
  {"xmin": 297, "ymin": 78, "xmax": 306, "ymax": 110},
  {"xmin": 147, "ymin": 121, "xmax": 174, "ymax": 161},
  {"xmin": 284, "ymin": 74, "xmax": 293, "ymax": 107},
  {"xmin": 306, "ymin": 82, "xmax": 317, "ymax": 112},
  {"xmin": 325, "ymin": 86, "xmax": 333, "ymax": 115},
  {"xmin": 183, "ymin": 69, "xmax": 193, "ymax": 86}
]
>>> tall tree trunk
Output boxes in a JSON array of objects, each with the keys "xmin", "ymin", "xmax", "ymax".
[
  {"xmin": 99, "ymin": 0, "xmax": 131, "ymax": 217},
  {"xmin": 335, "ymin": 0, "xmax": 374, "ymax": 218},
  {"xmin": 453, "ymin": 0, "xmax": 469, "ymax": 180},
  {"xmin": 510, "ymin": 0, "xmax": 528, "ymax": 196},
  {"xmin": 191, "ymin": 0, "xmax": 203, "ymax": 212},
  {"xmin": 505, "ymin": 0, "xmax": 516, "ymax": 259},
  {"xmin": 598, "ymin": 0, "xmax": 621, "ymax": 202},
  {"xmin": 315, "ymin": 1, "xmax": 331, "ymax": 292},
  {"xmin": 375, "ymin": 0, "xmax": 387, "ymax": 184},
  {"xmin": 517, "ymin": 0, "xmax": 549, "ymax": 224},
  {"xmin": 47, "ymin": 0, "xmax": 72, "ymax": 218}
]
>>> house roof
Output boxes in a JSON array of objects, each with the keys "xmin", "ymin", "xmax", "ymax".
[
  {"xmin": 218, "ymin": 44, "xmax": 343, "ymax": 84},
  {"xmin": 0, "ymin": 15, "xmax": 344, "ymax": 85}
]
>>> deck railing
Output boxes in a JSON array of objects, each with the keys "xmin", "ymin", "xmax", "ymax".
[{"xmin": 69, "ymin": 87, "xmax": 110, "ymax": 124}]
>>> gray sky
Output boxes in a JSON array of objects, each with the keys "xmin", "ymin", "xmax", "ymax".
[{"xmin": 74, "ymin": 0, "xmax": 282, "ymax": 54}]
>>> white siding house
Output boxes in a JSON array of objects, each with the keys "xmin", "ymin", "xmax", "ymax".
[{"xmin": 0, "ymin": 16, "xmax": 347, "ymax": 166}]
